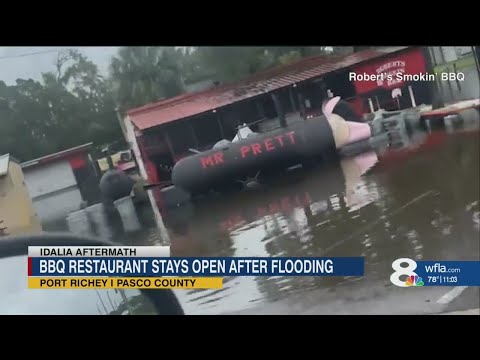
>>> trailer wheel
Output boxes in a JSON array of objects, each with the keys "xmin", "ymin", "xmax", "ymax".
[{"xmin": 236, "ymin": 171, "xmax": 261, "ymax": 190}]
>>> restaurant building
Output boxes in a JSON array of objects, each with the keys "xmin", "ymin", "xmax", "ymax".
[{"xmin": 123, "ymin": 46, "xmax": 433, "ymax": 207}]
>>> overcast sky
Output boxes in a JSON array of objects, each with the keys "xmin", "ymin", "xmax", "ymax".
[{"xmin": 0, "ymin": 47, "xmax": 120, "ymax": 85}]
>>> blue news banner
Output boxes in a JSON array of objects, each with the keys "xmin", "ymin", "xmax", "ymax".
[
  {"xmin": 29, "ymin": 256, "xmax": 480, "ymax": 286},
  {"xmin": 29, "ymin": 257, "xmax": 364, "ymax": 277},
  {"xmin": 390, "ymin": 258, "xmax": 480, "ymax": 287}
]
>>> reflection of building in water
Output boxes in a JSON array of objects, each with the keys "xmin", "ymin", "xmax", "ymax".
[
  {"xmin": 177, "ymin": 218, "xmax": 272, "ymax": 314},
  {"xmin": 163, "ymin": 202, "xmax": 236, "ymax": 258},
  {"xmin": 261, "ymin": 215, "xmax": 289, "ymax": 243},
  {"xmin": 373, "ymin": 129, "xmax": 479, "ymax": 263},
  {"xmin": 162, "ymin": 150, "xmax": 385, "ymax": 304},
  {"xmin": 340, "ymin": 151, "xmax": 379, "ymax": 212},
  {"xmin": 285, "ymin": 207, "xmax": 314, "ymax": 244},
  {"xmin": 253, "ymin": 152, "xmax": 383, "ymax": 301},
  {"xmin": 166, "ymin": 127, "xmax": 478, "ymax": 312},
  {"xmin": 103, "ymin": 290, "xmax": 157, "ymax": 315}
]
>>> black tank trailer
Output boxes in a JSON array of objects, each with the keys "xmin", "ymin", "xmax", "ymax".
[
  {"xmin": 172, "ymin": 115, "xmax": 339, "ymax": 195},
  {"xmin": 168, "ymin": 97, "xmax": 382, "ymax": 200}
]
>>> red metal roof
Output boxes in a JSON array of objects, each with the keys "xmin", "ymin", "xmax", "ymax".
[
  {"xmin": 128, "ymin": 47, "xmax": 411, "ymax": 131},
  {"xmin": 21, "ymin": 143, "xmax": 93, "ymax": 169}
]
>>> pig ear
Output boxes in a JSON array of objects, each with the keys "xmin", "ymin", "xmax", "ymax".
[{"xmin": 323, "ymin": 96, "xmax": 341, "ymax": 116}]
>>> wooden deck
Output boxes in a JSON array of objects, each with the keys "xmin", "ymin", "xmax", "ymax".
[{"xmin": 420, "ymin": 99, "xmax": 480, "ymax": 118}]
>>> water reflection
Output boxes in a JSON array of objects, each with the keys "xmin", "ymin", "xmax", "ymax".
[
  {"xmin": 160, "ymin": 149, "xmax": 381, "ymax": 312},
  {"xmin": 162, "ymin": 126, "xmax": 479, "ymax": 314}
]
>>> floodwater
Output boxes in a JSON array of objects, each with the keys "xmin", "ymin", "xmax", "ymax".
[
  {"xmin": 8, "ymin": 115, "xmax": 480, "ymax": 315},
  {"xmin": 165, "ymin": 120, "xmax": 480, "ymax": 315}
]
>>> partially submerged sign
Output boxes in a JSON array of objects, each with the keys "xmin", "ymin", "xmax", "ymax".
[
  {"xmin": 0, "ymin": 154, "xmax": 42, "ymax": 236},
  {"xmin": 0, "ymin": 154, "xmax": 10, "ymax": 177}
]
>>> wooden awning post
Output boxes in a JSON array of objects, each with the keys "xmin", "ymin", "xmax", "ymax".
[
  {"xmin": 271, "ymin": 92, "xmax": 287, "ymax": 127},
  {"xmin": 255, "ymin": 99, "xmax": 265, "ymax": 118},
  {"xmin": 368, "ymin": 98, "xmax": 375, "ymax": 113},
  {"xmin": 408, "ymin": 85, "xmax": 417, "ymax": 108},
  {"xmin": 88, "ymin": 153, "xmax": 101, "ymax": 177},
  {"xmin": 289, "ymin": 87, "xmax": 297, "ymax": 112},
  {"xmin": 216, "ymin": 112, "xmax": 225, "ymax": 139},
  {"xmin": 105, "ymin": 146, "xmax": 114, "ymax": 170},
  {"xmin": 188, "ymin": 122, "xmax": 199, "ymax": 149},
  {"xmin": 444, "ymin": 66, "xmax": 455, "ymax": 101},
  {"xmin": 314, "ymin": 78, "xmax": 328, "ymax": 100},
  {"xmin": 163, "ymin": 130, "xmax": 175, "ymax": 161},
  {"xmin": 296, "ymin": 87, "xmax": 307, "ymax": 120}
]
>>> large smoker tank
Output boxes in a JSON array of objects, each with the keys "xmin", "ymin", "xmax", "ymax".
[{"xmin": 171, "ymin": 115, "xmax": 338, "ymax": 195}]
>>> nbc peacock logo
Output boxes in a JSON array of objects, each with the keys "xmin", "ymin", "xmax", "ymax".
[{"xmin": 405, "ymin": 275, "xmax": 424, "ymax": 287}]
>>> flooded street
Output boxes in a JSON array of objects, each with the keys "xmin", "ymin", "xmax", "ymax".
[
  {"xmin": 3, "ymin": 45, "xmax": 480, "ymax": 316},
  {"xmin": 43, "ymin": 123, "xmax": 480, "ymax": 315}
]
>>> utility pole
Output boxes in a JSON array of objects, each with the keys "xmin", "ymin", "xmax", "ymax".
[
  {"xmin": 115, "ymin": 106, "xmax": 129, "ymax": 142},
  {"xmin": 106, "ymin": 291, "xmax": 117, "ymax": 312},
  {"xmin": 118, "ymin": 289, "xmax": 134, "ymax": 314},
  {"xmin": 472, "ymin": 46, "xmax": 480, "ymax": 82},
  {"xmin": 423, "ymin": 47, "xmax": 445, "ymax": 109},
  {"xmin": 96, "ymin": 290, "xmax": 109, "ymax": 315}
]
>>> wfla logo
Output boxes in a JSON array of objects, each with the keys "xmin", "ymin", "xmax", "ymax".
[{"xmin": 390, "ymin": 258, "xmax": 424, "ymax": 287}]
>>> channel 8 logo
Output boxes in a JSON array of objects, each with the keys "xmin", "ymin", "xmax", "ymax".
[{"xmin": 390, "ymin": 258, "xmax": 421, "ymax": 287}]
